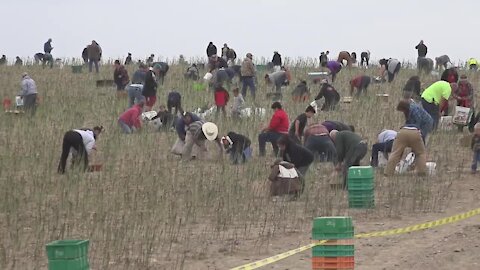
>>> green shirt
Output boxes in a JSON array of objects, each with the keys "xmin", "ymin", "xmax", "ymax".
[
  {"xmin": 335, "ymin": 131, "xmax": 362, "ymax": 162},
  {"xmin": 421, "ymin": 81, "xmax": 451, "ymax": 105}
]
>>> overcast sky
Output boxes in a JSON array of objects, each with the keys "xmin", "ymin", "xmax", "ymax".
[{"xmin": 1, "ymin": 0, "xmax": 478, "ymax": 64}]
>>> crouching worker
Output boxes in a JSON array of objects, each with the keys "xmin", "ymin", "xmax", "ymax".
[
  {"xmin": 118, "ymin": 101, "xmax": 144, "ymax": 134},
  {"xmin": 182, "ymin": 121, "xmax": 223, "ymax": 161},
  {"xmin": 315, "ymin": 79, "xmax": 340, "ymax": 111},
  {"xmin": 384, "ymin": 125, "xmax": 427, "ymax": 176},
  {"xmin": 277, "ymin": 135, "xmax": 314, "ymax": 182},
  {"xmin": 58, "ymin": 126, "xmax": 103, "ymax": 174},
  {"xmin": 268, "ymin": 160, "xmax": 302, "ymax": 199},
  {"xmin": 221, "ymin": 132, "xmax": 252, "ymax": 164},
  {"xmin": 371, "ymin": 129, "xmax": 397, "ymax": 167},
  {"xmin": 291, "ymin": 80, "xmax": 309, "ymax": 102}
]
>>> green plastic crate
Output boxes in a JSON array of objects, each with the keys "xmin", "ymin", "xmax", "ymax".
[
  {"xmin": 349, "ymin": 201, "xmax": 375, "ymax": 209},
  {"xmin": 348, "ymin": 181, "xmax": 374, "ymax": 190},
  {"xmin": 48, "ymin": 257, "xmax": 88, "ymax": 270},
  {"xmin": 348, "ymin": 190, "xmax": 374, "ymax": 198},
  {"xmin": 348, "ymin": 166, "xmax": 374, "ymax": 179},
  {"xmin": 46, "ymin": 240, "xmax": 89, "ymax": 260},
  {"xmin": 312, "ymin": 231, "xmax": 354, "ymax": 240},
  {"xmin": 312, "ymin": 245, "xmax": 355, "ymax": 257},
  {"xmin": 313, "ymin": 217, "xmax": 353, "ymax": 233}
]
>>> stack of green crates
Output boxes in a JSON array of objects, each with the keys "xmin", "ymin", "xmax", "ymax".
[
  {"xmin": 348, "ymin": 166, "xmax": 375, "ymax": 209},
  {"xmin": 46, "ymin": 240, "xmax": 90, "ymax": 270},
  {"xmin": 312, "ymin": 217, "xmax": 355, "ymax": 269}
]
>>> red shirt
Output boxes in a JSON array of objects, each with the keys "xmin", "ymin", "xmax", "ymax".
[
  {"xmin": 214, "ymin": 88, "xmax": 229, "ymax": 106},
  {"xmin": 350, "ymin": 76, "xmax": 363, "ymax": 88},
  {"xmin": 268, "ymin": 109, "xmax": 289, "ymax": 133},
  {"xmin": 119, "ymin": 104, "xmax": 142, "ymax": 128}
]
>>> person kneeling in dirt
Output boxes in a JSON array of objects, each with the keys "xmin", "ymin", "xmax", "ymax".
[
  {"xmin": 314, "ymin": 79, "xmax": 340, "ymax": 111},
  {"xmin": 291, "ymin": 80, "xmax": 309, "ymax": 102},
  {"xmin": 268, "ymin": 160, "xmax": 303, "ymax": 199},
  {"xmin": 384, "ymin": 125, "xmax": 427, "ymax": 176},
  {"xmin": 222, "ymin": 132, "xmax": 252, "ymax": 164},
  {"xmin": 118, "ymin": 101, "xmax": 144, "ymax": 134},
  {"xmin": 171, "ymin": 112, "xmax": 202, "ymax": 155},
  {"xmin": 182, "ymin": 121, "xmax": 223, "ymax": 161}
]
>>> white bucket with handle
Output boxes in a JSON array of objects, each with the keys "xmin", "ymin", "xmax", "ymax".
[{"xmin": 426, "ymin": 162, "xmax": 436, "ymax": 176}]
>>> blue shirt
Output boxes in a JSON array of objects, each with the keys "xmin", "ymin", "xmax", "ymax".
[
  {"xmin": 407, "ymin": 103, "xmax": 433, "ymax": 138},
  {"xmin": 175, "ymin": 114, "xmax": 201, "ymax": 139}
]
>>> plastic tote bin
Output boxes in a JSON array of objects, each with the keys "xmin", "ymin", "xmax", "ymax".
[
  {"xmin": 46, "ymin": 240, "xmax": 89, "ymax": 260},
  {"xmin": 347, "ymin": 166, "xmax": 374, "ymax": 180},
  {"xmin": 313, "ymin": 217, "xmax": 353, "ymax": 233},
  {"xmin": 48, "ymin": 257, "xmax": 89, "ymax": 270},
  {"xmin": 312, "ymin": 245, "xmax": 355, "ymax": 257}
]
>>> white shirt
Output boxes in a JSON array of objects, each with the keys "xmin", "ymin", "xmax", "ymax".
[
  {"xmin": 377, "ymin": 130, "xmax": 397, "ymax": 143},
  {"xmin": 74, "ymin": 129, "xmax": 96, "ymax": 153}
]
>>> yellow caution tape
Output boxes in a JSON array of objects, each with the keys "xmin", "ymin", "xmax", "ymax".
[
  {"xmin": 230, "ymin": 241, "xmax": 327, "ymax": 270},
  {"xmin": 230, "ymin": 207, "xmax": 480, "ymax": 270}
]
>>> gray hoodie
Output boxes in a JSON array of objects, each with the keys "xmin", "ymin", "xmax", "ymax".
[{"xmin": 20, "ymin": 76, "xmax": 38, "ymax": 96}]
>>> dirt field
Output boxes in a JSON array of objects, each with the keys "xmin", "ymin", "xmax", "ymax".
[{"xmin": 0, "ymin": 63, "xmax": 479, "ymax": 270}]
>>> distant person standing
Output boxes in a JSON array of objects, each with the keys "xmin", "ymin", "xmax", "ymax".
[
  {"xmin": 221, "ymin": 43, "xmax": 229, "ymax": 60},
  {"xmin": 360, "ymin": 51, "xmax": 370, "ymax": 67},
  {"xmin": 319, "ymin": 51, "xmax": 329, "ymax": 66},
  {"xmin": 142, "ymin": 67, "xmax": 158, "ymax": 111},
  {"xmin": 44, "ymin": 38, "xmax": 53, "ymax": 54},
  {"xmin": 240, "ymin": 53, "xmax": 256, "ymax": 100},
  {"xmin": 19, "ymin": 73, "xmax": 38, "ymax": 116},
  {"xmin": 81, "ymin": 47, "xmax": 88, "ymax": 64},
  {"xmin": 15, "ymin": 56, "xmax": 23, "ymax": 66},
  {"xmin": 127, "ymin": 64, "xmax": 148, "ymax": 107},
  {"xmin": 468, "ymin": 58, "xmax": 478, "ymax": 71},
  {"xmin": 231, "ymin": 88, "xmax": 244, "ymax": 118},
  {"xmin": 207, "ymin": 42, "xmax": 217, "ymax": 57},
  {"xmin": 272, "ymin": 51, "xmax": 282, "ymax": 71},
  {"xmin": 415, "ymin": 40, "xmax": 427, "ymax": 57},
  {"xmin": 125, "ymin": 53, "xmax": 132, "ymax": 65},
  {"xmin": 87, "ymin": 40, "xmax": 102, "ymax": 73},
  {"xmin": 113, "ymin": 60, "xmax": 129, "ymax": 90},
  {"xmin": 0, "ymin": 55, "xmax": 6, "ymax": 65}
]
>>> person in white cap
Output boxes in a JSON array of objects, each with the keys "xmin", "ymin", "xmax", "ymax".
[
  {"xmin": 182, "ymin": 121, "xmax": 222, "ymax": 160},
  {"xmin": 19, "ymin": 72, "xmax": 38, "ymax": 116}
]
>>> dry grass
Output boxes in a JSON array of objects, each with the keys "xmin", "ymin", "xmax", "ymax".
[{"xmin": 0, "ymin": 61, "xmax": 478, "ymax": 269}]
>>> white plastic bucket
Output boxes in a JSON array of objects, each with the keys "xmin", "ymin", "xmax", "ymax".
[
  {"xmin": 203, "ymin": 72, "xmax": 213, "ymax": 81},
  {"xmin": 426, "ymin": 162, "xmax": 436, "ymax": 175}
]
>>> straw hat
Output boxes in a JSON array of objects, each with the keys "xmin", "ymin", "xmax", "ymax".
[{"xmin": 202, "ymin": 122, "xmax": 218, "ymax": 141}]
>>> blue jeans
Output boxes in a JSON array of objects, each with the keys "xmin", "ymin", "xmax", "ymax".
[
  {"xmin": 89, "ymin": 59, "xmax": 99, "ymax": 73},
  {"xmin": 241, "ymin": 76, "xmax": 256, "ymax": 100},
  {"xmin": 258, "ymin": 131, "xmax": 283, "ymax": 156},
  {"xmin": 371, "ymin": 140, "xmax": 394, "ymax": 167},
  {"xmin": 118, "ymin": 120, "xmax": 132, "ymax": 134},
  {"xmin": 127, "ymin": 85, "xmax": 145, "ymax": 107},
  {"xmin": 472, "ymin": 150, "xmax": 480, "ymax": 171}
]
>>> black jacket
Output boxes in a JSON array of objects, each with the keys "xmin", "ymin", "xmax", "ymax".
[
  {"xmin": 281, "ymin": 138, "xmax": 314, "ymax": 168},
  {"xmin": 403, "ymin": 77, "xmax": 421, "ymax": 97},
  {"xmin": 415, "ymin": 43, "xmax": 427, "ymax": 57},
  {"xmin": 225, "ymin": 132, "xmax": 251, "ymax": 153},
  {"xmin": 315, "ymin": 83, "xmax": 340, "ymax": 102},
  {"xmin": 272, "ymin": 53, "xmax": 282, "ymax": 66},
  {"xmin": 207, "ymin": 44, "xmax": 217, "ymax": 57},
  {"xmin": 142, "ymin": 70, "xmax": 157, "ymax": 97}
]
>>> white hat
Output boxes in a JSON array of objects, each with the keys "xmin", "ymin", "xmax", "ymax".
[{"xmin": 202, "ymin": 122, "xmax": 218, "ymax": 141}]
